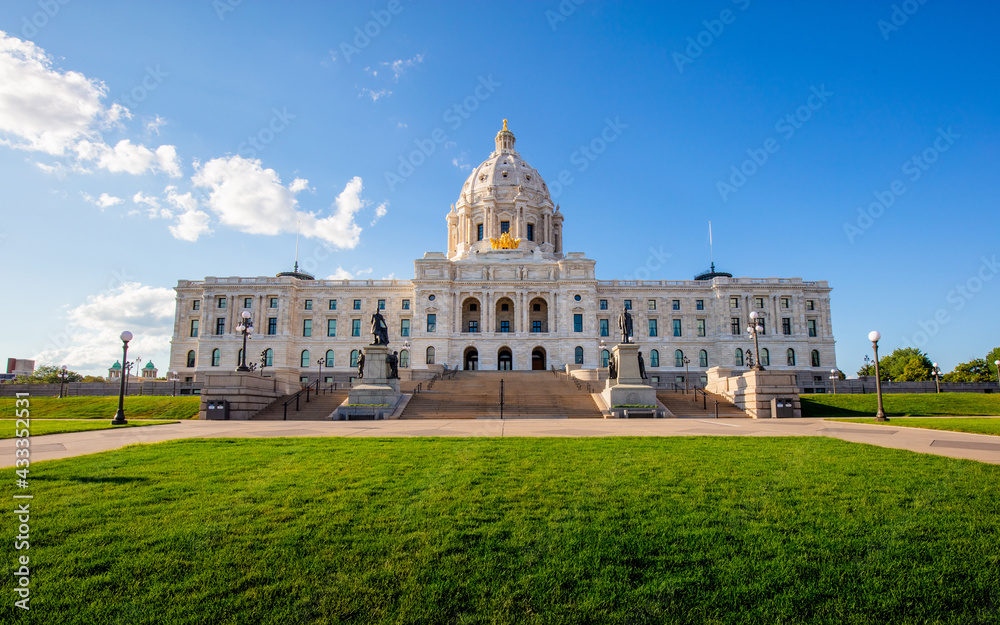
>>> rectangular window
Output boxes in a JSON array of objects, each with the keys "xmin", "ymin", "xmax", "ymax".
[
  {"xmin": 730, "ymin": 297, "xmax": 739, "ymax": 309},
  {"xmin": 781, "ymin": 297, "xmax": 791, "ymax": 309},
  {"xmin": 532, "ymin": 320, "xmax": 541, "ymax": 333},
  {"xmin": 269, "ymin": 297, "xmax": 278, "ymax": 308},
  {"xmin": 696, "ymin": 299, "xmax": 704, "ymax": 310},
  {"xmin": 328, "ymin": 299, "xmax": 337, "ymax": 310},
  {"xmin": 402, "ymin": 299, "xmax": 410, "ymax": 310},
  {"xmin": 304, "ymin": 299, "xmax": 313, "ymax": 310},
  {"xmin": 267, "ymin": 318, "xmax": 277, "ymax": 335},
  {"xmin": 782, "ymin": 318, "xmax": 792, "ymax": 335},
  {"xmin": 755, "ymin": 297, "xmax": 764, "ymax": 308},
  {"xmin": 500, "ymin": 320, "xmax": 510, "ymax": 332},
  {"xmin": 806, "ymin": 300, "xmax": 815, "ymax": 310},
  {"xmin": 217, "ymin": 297, "xmax": 226, "ymax": 309},
  {"xmin": 672, "ymin": 319, "xmax": 681, "ymax": 337},
  {"xmin": 649, "ymin": 299, "xmax": 657, "ymax": 311},
  {"xmin": 468, "ymin": 320, "xmax": 478, "ymax": 333},
  {"xmin": 477, "ymin": 224, "xmax": 483, "ymax": 241},
  {"xmin": 352, "ymin": 319, "xmax": 361, "ymax": 336},
  {"xmin": 241, "ymin": 297, "xmax": 251, "ymax": 309},
  {"xmin": 500, "ymin": 221, "xmax": 510, "ymax": 234},
  {"xmin": 327, "ymin": 319, "xmax": 337, "ymax": 337},
  {"xmin": 600, "ymin": 319, "xmax": 609, "ymax": 337},
  {"xmin": 401, "ymin": 319, "xmax": 410, "ymax": 337},
  {"xmin": 216, "ymin": 318, "xmax": 225, "ymax": 335},
  {"xmin": 303, "ymin": 319, "xmax": 312, "ymax": 337},
  {"xmin": 378, "ymin": 299, "xmax": 385, "ymax": 310},
  {"xmin": 527, "ymin": 224, "xmax": 534, "ymax": 241},
  {"xmin": 624, "ymin": 300, "xmax": 632, "ymax": 310},
  {"xmin": 649, "ymin": 319, "xmax": 658, "ymax": 337},
  {"xmin": 190, "ymin": 319, "xmax": 199, "ymax": 337},
  {"xmin": 731, "ymin": 318, "xmax": 741, "ymax": 336},
  {"xmin": 600, "ymin": 299, "xmax": 608, "ymax": 310},
  {"xmin": 427, "ymin": 314, "xmax": 436, "ymax": 332},
  {"xmin": 672, "ymin": 300, "xmax": 681, "ymax": 311},
  {"xmin": 697, "ymin": 319, "xmax": 706, "ymax": 337},
  {"xmin": 192, "ymin": 300, "xmax": 200, "ymax": 310},
  {"xmin": 573, "ymin": 314, "xmax": 583, "ymax": 332},
  {"xmin": 353, "ymin": 299, "xmax": 361, "ymax": 310},
  {"xmin": 808, "ymin": 319, "xmax": 818, "ymax": 337}
]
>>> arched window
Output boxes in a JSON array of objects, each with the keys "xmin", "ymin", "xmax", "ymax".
[
  {"xmin": 601, "ymin": 349, "xmax": 610, "ymax": 368},
  {"xmin": 350, "ymin": 350, "xmax": 359, "ymax": 368},
  {"xmin": 574, "ymin": 346, "xmax": 584, "ymax": 365},
  {"xmin": 264, "ymin": 348, "xmax": 273, "ymax": 367},
  {"xmin": 186, "ymin": 350, "xmax": 196, "ymax": 367},
  {"xmin": 325, "ymin": 349, "xmax": 334, "ymax": 367},
  {"xmin": 300, "ymin": 349, "xmax": 310, "ymax": 368},
  {"xmin": 787, "ymin": 348, "xmax": 796, "ymax": 366},
  {"xmin": 811, "ymin": 350, "xmax": 820, "ymax": 367},
  {"xmin": 760, "ymin": 348, "xmax": 770, "ymax": 367},
  {"xmin": 699, "ymin": 349, "xmax": 708, "ymax": 368},
  {"xmin": 400, "ymin": 350, "xmax": 410, "ymax": 368},
  {"xmin": 426, "ymin": 346, "xmax": 435, "ymax": 364},
  {"xmin": 674, "ymin": 349, "xmax": 684, "ymax": 368},
  {"xmin": 735, "ymin": 349, "xmax": 744, "ymax": 366},
  {"xmin": 650, "ymin": 349, "xmax": 659, "ymax": 368},
  {"xmin": 211, "ymin": 349, "xmax": 221, "ymax": 367}
]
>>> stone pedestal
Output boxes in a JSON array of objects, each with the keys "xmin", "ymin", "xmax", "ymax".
[
  {"xmin": 601, "ymin": 343, "xmax": 657, "ymax": 416},
  {"xmin": 198, "ymin": 370, "xmax": 299, "ymax": 420},
  {"xmin": 705, "ymin": 367, "xmax": 801, "ymax": 419},
  {"xmin": 335, "ymin": 345, "xmax": 402, "ymax": 420}
]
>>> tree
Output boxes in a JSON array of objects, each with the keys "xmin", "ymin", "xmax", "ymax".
[
  {"xmin": 6, "ymin": 365, "xmax": 84, "ymax": 384},
  {"xmin": 942, "ymin": 359, "xmax": 993, "ymax": 383},
  {"xmin": 986, "ymin": 346, "xmax": 1000, "ymax": 380},
  {"xmin": 857, "ymin": 347, "xmax": 932, "ymax": 381},
  {"xmin": 899, "ymin": 355, "xmax": 931, "ymax": 381}
]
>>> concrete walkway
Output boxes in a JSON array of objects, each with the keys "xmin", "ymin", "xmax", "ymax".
[{"xmin": 5, "ymin": 417, "xmax": 1000, "ymax": 467}]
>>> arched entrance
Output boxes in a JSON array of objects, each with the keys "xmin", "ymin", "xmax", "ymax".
[
  {"xmin": 464, "ymin": 347, "xmax": 479, "ymax": 370},
  {"xmin": 531, "ymin": 347, "xmax": 546, "ymax": 370},
  {"xmin": 498, "ymin": 348, "xmax": 513, "ymax": 371}
]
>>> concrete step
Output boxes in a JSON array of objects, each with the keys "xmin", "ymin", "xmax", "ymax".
[
  {"xmin": 252, "ymin": 391, "xmax": 348, "ymax": 420},
  {"xmin": 657, "ymin": 390, "xmax": 748, "ymax": 418}
]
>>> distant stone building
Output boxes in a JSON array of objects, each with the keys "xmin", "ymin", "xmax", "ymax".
[{"xmin": 169, "ymin": 123, "xmax": 837, "ymax": 391}]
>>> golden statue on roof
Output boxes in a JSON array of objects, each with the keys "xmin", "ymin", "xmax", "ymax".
[
  {"xmin": 503, "ymin": 119, "xmax": 508, "ymax": 132},
  {"xmin": 490, "ymin": 231, "xmax": 520, "ymax": 249}
]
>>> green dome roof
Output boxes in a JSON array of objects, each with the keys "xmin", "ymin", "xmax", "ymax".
[
  {"xmin": 144, "ymin": 361, "xmax": 156, "ymax": 369},
  {"xmin": 111, "ymin": 361, "xmax": 121, "ymax": 369}
]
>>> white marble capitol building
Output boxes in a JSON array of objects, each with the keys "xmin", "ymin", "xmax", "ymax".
[{"xmin": 168, "ymin": 122, "xmax": 837, "ymax": 390}]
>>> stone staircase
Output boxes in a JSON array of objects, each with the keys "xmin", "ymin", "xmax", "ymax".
[
  {"xmin": 252, "ymin": 389, "xmax": 349, "ymax": 420},
  {"xmin": 656, "ymin": 389, "xmax": 748, "ymax": 418},
  {"xmin": 401, "ymin": 370, "xmax": 602, "ymax": 419}
]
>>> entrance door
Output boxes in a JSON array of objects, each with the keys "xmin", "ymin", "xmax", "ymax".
[
  {"xmin": 498, "ymin": 349, "xmax": 512, "ymax": 370},
  {"xmin": 464, "ymin": 348, "xmax": 479, "ymax": 370},
  {"xmin": 531, "ymin": 348, "xmax": 546, "ymax": 370}
]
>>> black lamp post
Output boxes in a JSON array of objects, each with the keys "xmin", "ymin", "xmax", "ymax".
[
  {"xmin": 169, "ymin": 370, "xmax": 178, "ymax": 397},
  {"xmin": 259, "ymin": 349, "xmax": 269, "ymax": 376},
  {"xmin": 869, "ymin": 330, "xmax": 888, "ymax": 421},
  {"xmin": 683, "ymin": 355, "xmax": 690, "ymax": 394},
  {"xmin": 111, "ymin": 331, "xmax": 133, "ymax": 425},
  {"xmin": 931, "ymin": 362, "xmax": 941, "ymax": 393},
  {"xmin": 59, "ymin": 365, "xmax": 68, "ymax": 398},
  {"xmin": 746, "ymin": 311, "xmax": 765, "ymax": 371},
  {"xmin": 236, "ymin": 311, "xmax": 253, "ymax": 372},
  {"xmin": 316, "ymin": 355, "xmax": 325, "ymax": 390}
]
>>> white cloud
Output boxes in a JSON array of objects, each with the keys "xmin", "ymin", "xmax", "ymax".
[
  {"xmin": 396, "ymin": 121, "xmax": 407, "ymax": 128},
  {"xmin": 370, "ymin": 202, "xmax": 388, "ymax": 226},
  {"xmin": 33, "ymin": 282, "xmax": 176, "ymax": 376},
  {"xmin": 35, "ymin": 161, "xmax": 67, "ymax": 178},
  {"xmin": 146, "ymin": 115, "xmax": 166, "ymax": 135},
  {"xmin": 75, "ymin": 139, "xmax": 181, "ymax": 178},
  {"xmin": 169, "ymin": 207, "xmax": 212, "ymax": 242},
  {"xmin": 191, "ymin": 155, "xmax": 365, "ymax": 248},
  {"xmin": 452, "ymin": 153, "xmax": 471, "ymax": 171},
  {"xmin": 382, "ymin": 54, "xmax": 424, "ymax": 81},
  {"xmin": 325, "ymin": 267, "xmax": 355, "ymax": 280},
  {"xmin": 358, "ymin": 87, "xmax": 391, "ymax": 102},
  {"xmin": 289, "ymin": 177, "xmax": 311, "ymax": 193},
  {"xmin": 81, "ymin": 192, "xmax": 124, "ymax": 210}
]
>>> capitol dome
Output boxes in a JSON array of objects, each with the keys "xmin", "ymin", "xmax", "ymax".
[{"xmin": 458, "ymin": 120, "xmax": 553, "ymax": 207}]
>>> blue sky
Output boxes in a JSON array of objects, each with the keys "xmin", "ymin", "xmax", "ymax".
[{"xmin": 1, "ymin": 0, "xmax": 997, "ymax": 377}]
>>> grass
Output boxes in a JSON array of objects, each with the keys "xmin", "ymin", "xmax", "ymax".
[
  {"xmin": 0, "ymin": 419, "xmax": 178, "ymax": 438},
  {"xmin": 5, "ymin": 437, "xmax": 1000, "ymax": 624},
  {"xmin": 801, "ymin": 392, "xmax": 1000, "ymax": 418},
  {"xmin": 0, "ymin": 395, "xmax": 200, "ymax": 419},
  {"xmin": 830, "ymin": 417, "xmax": 1000, "ymax": 436}
]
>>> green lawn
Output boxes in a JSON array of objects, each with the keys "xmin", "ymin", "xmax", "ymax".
[
  {"xmin": 0, "ymin": 419, "xmax": 178, "ymax": 438},
  {"xmin": 5, "ymin": 437, "xmax": 1000, "ymax": 624},
  {"xmin": 801, "ymin": 392, "xmax": 1000, "ymax": 418},
  {"xmin": 1, "ymin": 395, "xmax": 199, "ymax": 419},
  {"xmin": 830, "ymin": 417, "xmax": 1000, "ymax": 436}
]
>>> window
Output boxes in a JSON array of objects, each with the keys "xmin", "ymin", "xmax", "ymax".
[
  {"xmin": 600, "ymin": 299, "xmax": 608, "ymax": 310},
  {"xmin": 300, "ymin": 350, "xmax": 310, "ymax": 368},
  {"xmin": 697, "ymin": 319, "xmax": 706, "ymax": 337},
  {"xmin": 329, "ymin": 299, "xmax": 337, "ymax": 310},
  {"xmin": 269, "ymin": 297, "xmax": 278, "ymax": 308},
  {"xmin": 402, "ymin": 299, "xmax": 410, "ymax": 310},
  {"xmin": 401, "ymin": 319, "xmax": 410, "ymax": 337},
  {"xmin": 378, "ymin": 299, "xmax": 385, "ymax": 310},
  {"xmin": 672, "ymin": 319, "xmax": 681, "ymax": 337},
  {"xmin": 699, "ymin": 349, "xmax": 708, "ymax": 367},
  {"xmin": 267, "ymin": 318, "xmax": 277, "ymax": 335},
  {"xmin": 730, "ymin": 297, "xmax": 739, "ymax": 309},
  {"xmin": 806, "ymin": 300, "xmax": 815, "ymax": 311},
  {"xmin": 352, "ymin": 319, "xmax": 361, "ymax": 337},
  {"xmin": 650, "ymin": 349, "xmax": 660, "ymax": 367},
  {"xmin": 350, "ymin": 350, "xmax": 359, "ymax": 368},
  {"xmin": 573, "ymin": 314, "xmax": 583, "ymax": 332},
  {"xmin": 624, "ymin": 300, "xmax": 632, "ymax": 310},
  {"xmin": 600, "ymin": 319, "xmax": 609, "ymax": 337},
  {"xmin": 755, "ymin": 297, "xmax": 764, "ymax": 308},
  {"xmin": 781, "ymin": 297, "xmax": 791, "ymax": 309},
  {"xmin": 500, "ymin": 320, "xmax": 510, "ymax": 332},
  {"xmin": 427, "ymin": 314, "xmax": 436, "ymax": 332},
  {"xmin": 675, "ymin": 350, "xmax": 685, "ymax": 368},
  {"xmin": 731, "ymin": 318, "xmax": 741, "ymax": 336},
  {"xmin": 190, "ymin": 319, "xmax": 199, "ymax": 337},
  {"xmin": 696, "ymin": 300, "xmax": 704, "ymax": 310},
  {"xmin": 353, "ymin": 299, "xmax": 361, "ymax": 310},
  {"xmin": 477, "ymin": 223, "xmax": 484, "ymax": 241},
  {"xmin": 672, "ymin": 300, "xmax": 680, "ymax": 311},
  {"xmin": 470, "ymin": 303, "xmax": 478, "ymax": 311},
  {"xmin": 425, "ymin": 346, "xmax": 435, "ymax": 364},
  {"xmin": 501, "ymin": 303, "xmax": 509, "ymax": 312},
  {"xmin": 469, "ymin": 320, "xmax": 479, "ymax": 333},
  {"xmin": 325, "ymin": 350, "xmax": 335, "ymax": 367},
  {"xmin": 761, "ymin": 348, "xmax": 769, "ymax": 366},
  {"xmin": 186, "ymin": 350, "xmax": 196, "ymax": 367},
  {"xmin": 263, "ymin": 349, "xmax": 273, "ymax": 367},
  {"xmin": 327, "ymin": 319, "xmax": 337, "ymax": 337},
  {"xmin": 303, "ymin": 320, "xmax": 312, "ymax": 337},
  {"xmin": 532, "ymin": 303, "xmax": 540, "ymax": 312},
  {"xmin": 400, "ymin": 350, "xmax": 409, "ymax": 368},
  {"xmin": 787, "ymin": 349, "xmax": 796, "ymax": 366},
  {"xmin": 735, "ymin": 349, "xmax": 744, "ymax": 366},
  {"xmin": 575, "ymin": 346, "xmax": 584, "ymax": 365},
  {"xmin": 811, "ymin": 350, "xmax": 821, "ymax": 367},
  {"xmin": 808, "ymin": 320, "xmax": 818, "ymax": 337},
  {"xmin": 782, "ymin": 318, "xmax": 791, "ymax": 335},
  {"xmin": 241, "ymin": 297, "xmax": 251, "ymax": 309},
  {"xmin": 192, "ymin": 300, "xmax": 200, "ymax": 310},
  {"xmin": 532, "ymin": 320, "xmax": 541, "ymax": 333},
  {"xmin": 304, "ymin": 299, "xmax": 313, "ymax": 310},
  {"xmin": 211, "ymin": 349, "xmax": 221, "ymax": 367},
  {"xmin": 217, "ymin": 297, "xmax": 226, "ymax": 309},
  {"xmin": 500, "ymin": 221, "xmax": 510, "ymax": 234},
  {"xmin": 601, "ymin": 349, "xmax": 610, "ymax": 368},
  {"xmin": 216, "ymin": 318, "xmax": 225, "ymax": 335},
  {"xmin": 649, "ymin": 300, "xmax": 658, "ymax": 311},
  {"xmin": 527, "ymin": 223, "xmax": 534, "ymax": 241}
]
